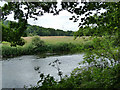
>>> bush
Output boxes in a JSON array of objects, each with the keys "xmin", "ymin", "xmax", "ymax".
[
  {"xmin": 31, "ymin": 64, "xmax": 120, "ymax": 89},
  {"xmin": 2, "ymin": 36, "xmax": 94, "ymax": 58},
  {"xmin": 22, "ymin": 43, "xmax": 33, "ymax": 55},
  {"xmin": 31, "ymin": 36, "xmax": 46, "ymax": 53},
  {"xmin": 16, "ymin": 38, "xmax": 26, "ymax": 46},
  {"xmin": 83, "ymin": 40, "xmax": 94, "ymax": 50},
  {"xmin": 47, "ymin": 43, "xmax": 77, "ymax": 53},
  {"xmin": 2, "ymin": 45, "xmax": 18, "ymax": 57}
]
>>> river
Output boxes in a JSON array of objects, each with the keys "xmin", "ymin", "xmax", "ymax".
[{"xmin": 2, "ymin": 53, "xmax": 84, "ymax": 88}]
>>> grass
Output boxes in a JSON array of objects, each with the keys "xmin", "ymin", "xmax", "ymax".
[
  {"xmin": 2, "ymin": 41, "xmax": 11, "ymax": 46},
  {"xmin": 2, "ymin": 36, "xmax": 94, "ymax": 58},
  {"xmin": 22, "ymin": 36, "xmax": 93, "ymax": 45}
]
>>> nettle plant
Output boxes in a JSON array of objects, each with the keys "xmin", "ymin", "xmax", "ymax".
[
  {"xmin": 34, "ymin": 59, "xmax": 62, "ymax": 88},
  {"xmin": 49, "ymin": 59, "xmax": 63, "ymax": 80}
]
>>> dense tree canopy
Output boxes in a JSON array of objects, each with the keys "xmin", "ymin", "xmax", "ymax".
[
  {"xmin": 2, "ymin": 20, "xmax": 74, "ymax": 37},
  {"xmin": 26, "ymin": 24, "xmax": 74, "ymax": 36},
  {"xmin": 1, "ymin": 2, "xmax": 59, "ymax": 45}
]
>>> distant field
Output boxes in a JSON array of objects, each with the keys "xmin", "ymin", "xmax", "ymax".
[{"xmin": 23, "ymin": 36, "xmax": 92, "ymax": 45}]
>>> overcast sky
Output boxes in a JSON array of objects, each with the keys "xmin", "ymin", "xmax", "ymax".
[
  {"xmin": 0, "ymin": 1, "xmax": 81, "ymax": 31},
  {"xmin": 0, "ymin": 1, "xmax": 106, "ymax": 31},
  {"xmin": 7, "ymin": 10, "xmax": 81, "ymax": 31},
  {"xmin": 27, "ymin": 11, "xmax": 81, "ymax": 31}
]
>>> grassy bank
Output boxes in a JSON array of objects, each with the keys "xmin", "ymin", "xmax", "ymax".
[
  {"xmin": 2, "ymin": 36, "xmax": 94, "ymax": 58},
  {"xmin": 23, "ymin": 36, "xmax": 93, "ymax": 45}
]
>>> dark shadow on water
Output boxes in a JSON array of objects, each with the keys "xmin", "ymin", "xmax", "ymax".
[{"xmin": 36, "ymin": 52, "xmax": 82, "ymax": 59}]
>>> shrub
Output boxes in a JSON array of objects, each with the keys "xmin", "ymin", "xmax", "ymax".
[
  {"xmin": 48, "ymin": 43, "xmax": 77, "ymax": 53},
  {"xmin": 32, "ymin": 64, "xmax": 120, "ymax": 89},
  {"xmin": 31, "ymin": 36, "xmax": 46, "ymax": 53},
  {"xmin": 83, "ymin": 40, "xmax": 94, "ymax": 50},
  {"xmin": 2, "ymin": 45, "xmax": 18, "ymax": 57},
  {"xmin": 16, "ymin": 38, "xmax": 26, "ymax": 46},
  {"xmin": 22, "ymin": 43, "xmax": 33, "ymax": 55}
]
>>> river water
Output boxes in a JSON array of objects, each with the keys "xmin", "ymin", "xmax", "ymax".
[{"xmin": 2, "ymin": 53, "xmax": 84, "ymax": 88}]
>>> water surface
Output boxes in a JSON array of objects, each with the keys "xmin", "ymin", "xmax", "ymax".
[{"xmin": 2, "ymin": 53, "xmax": 84, "ymax": 88}]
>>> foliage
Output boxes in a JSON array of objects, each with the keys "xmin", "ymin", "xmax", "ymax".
[
  {"xmin": 74, "ymin": 26, "xmax": 104, "ymax": 37},
  {"xmin": 31, "ymin": 73, "xmax": 57, "ymax": 89},
  {"xmin": 1, "ymin": 1, "xmax": 120, "ymax": 89},
  {"xmin": 2, "ymin": 36, "xmax": 93, "ymax": 58},
  {"xmin": 49, "ymin": 59, "xmax": 62, "ymax": 80},
  {"xmin": 1, "ymin": 1, "xmax": 120, "ymax": 45},
  {"xmin": 2, "ymin": 37, "xmax": 46, "ymax": 57},
  {"xmin": 31, "ymin": 59, "xmax": 62, "ymax": 89},
  {"xmin": 69, "ymin": 64, "xmax": 120, "ymax": 88},
  {"xmin": 1, "ymin": 21, "xmax": 26, "ymax": 46},
  {"xmin": 1, "ymin": 2, "xmax": 59, "ymax": 45},
  {"xmin": 2, "ymin": 41, "xmax": 89, "ymax": 58},
  {"xmin": 72, "ymin": 2, "xmax": 120, "ymax": 89},
  {"xmin": 26, "ymin": 24, "xmax": 74, "ymax": 36},
  {"xmin": 3, "ymin": 20, "xmax": 74, "ymax": 37},
  {"xmin": 30, "ymin": 63, "xmax": 120, "ymax": 89},
  {"xmin": 31, "ymin": 36, "xmax": 46, "ymax": 52}
]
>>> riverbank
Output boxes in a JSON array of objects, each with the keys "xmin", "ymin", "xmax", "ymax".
[
  {"xmin": 2, "ymin": 36, "xmax": 120, "ymax": 89},
  {"xmin": 2, "ymin": 36, "xmax": 94, "ymax": 58}
]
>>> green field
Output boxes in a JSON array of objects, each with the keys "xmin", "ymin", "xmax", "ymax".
[
  {"xmin": 23, "ymin": 36, "xmax": 93, "ymax": 45},
  {"xmin": 2, "ymin": 36, "xmax": 93, "ymax": 46},
  {"xmin": 2, "ymin": 36, "xmax": 95, "ymax": 58}
]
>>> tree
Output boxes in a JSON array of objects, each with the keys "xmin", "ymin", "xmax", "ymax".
[
  {"xmin": 1, "ymin": 1, "xmax": 120, "ymax": 60},
  {"xmin": 1, "ymin": 1, "xmax": 119, "ymax": 60},
  {"xmin": 1, "ymin": 1, "xmax": 119, "ymax": 36},
  {"xmin": 1, "ymin": 2, "xmax": 58, "ymax": 45},
  {"xmin": 1, "ymin": 21, "xmax": 25, "ymax": 46},
  {"xmin": 60, "ymin": 1, "xmax": 120, "ymax": 65},
  {"xmin": 1, "ymin": 1, "xmax": 120, "ymax": 88}
]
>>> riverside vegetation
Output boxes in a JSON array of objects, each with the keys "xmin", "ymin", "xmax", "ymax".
[
  {"xmin": 29, "ymin": 35, "xmax": 119, "ymax": 89},
  {"xmin": 2, "ymin": 36, "xmax": 94, "ymax": 58}
]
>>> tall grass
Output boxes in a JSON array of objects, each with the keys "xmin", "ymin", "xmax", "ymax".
[
  {"xmin": 2, "ymin": 45, "xmax": 21, "ymax": 57},
  {"xmin": 23, "ymin": 36, "xmax": 93, "ymax": 45},
  {"xmin": 2, "ymin": 36, "xmax": 94, "ymax": 58},
  {"xmin": 2, "ymin": 36, "xmax": 46, "ymax": 58}
]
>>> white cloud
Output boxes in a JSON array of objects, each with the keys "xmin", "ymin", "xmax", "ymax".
[
  {"xmin": 5, "ymin": 9, "xmax": 80, "ymax": 31},
  {"xmin": 28, "ymin": 10, "xmax": 80, "ymax": 31},
  {"xmin": 1, "ymin": 1, "xmax": 105, "ymax": 31},
  {"xmin": 0, "ymin": 1, "xmax": 7, "ymax": 7},
  {"xmin": 0, "ymin": 1, "xmax": 83, "ymax": 31}
]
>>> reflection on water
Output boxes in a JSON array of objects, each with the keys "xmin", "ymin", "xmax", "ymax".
[{"xmin": 2, "ymin": 53, "xmax": 84, "ymax": 88}]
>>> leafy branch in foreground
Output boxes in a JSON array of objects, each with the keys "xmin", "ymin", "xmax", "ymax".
[
  {"xmin": 31, "ymin": 59, "xmax": 62, "ymax": 89},
  {"xmin": 49, "ymin": 59, "xmax": 62, "ymax": 80}
]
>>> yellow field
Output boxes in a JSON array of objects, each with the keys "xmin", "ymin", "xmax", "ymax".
[{"xmin": 22, "ymin": 36, "xmax": 92, "ymax": 45}]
